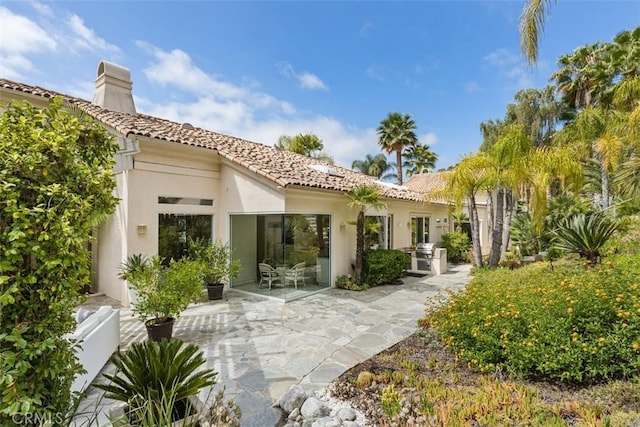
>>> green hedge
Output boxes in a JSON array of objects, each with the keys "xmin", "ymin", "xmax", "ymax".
[
  {"xmin": 424, "ymin": 254, "xmax": 640, "ymax": 383},
  {"xmin": 363, "ymin": 249, "xmax": 407, "ymax": 287}
]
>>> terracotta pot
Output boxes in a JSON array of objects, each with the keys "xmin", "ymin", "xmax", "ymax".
[
  {"xmin": 206, "ymin": 283, "xmax": 224, "ymax": 300},
  {"xmin": 145, "ymin": 317, "xmax": 174, "ymax": 341}
]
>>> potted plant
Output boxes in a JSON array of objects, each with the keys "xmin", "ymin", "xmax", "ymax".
[
  {"xmin": 119, "ymin": 254, "xmax": 205, "ymax": 341},
  {"xmin": 189, "ymin": 239, "xmax": 241, "ymax": 301}
]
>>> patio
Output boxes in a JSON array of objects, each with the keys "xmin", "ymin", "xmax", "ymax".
[{"xmin": 77, "ymin": 264, "xmax": 471, "ymax": 426}]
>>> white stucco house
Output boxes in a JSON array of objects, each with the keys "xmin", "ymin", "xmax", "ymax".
[{"xmin": 0, "ymin": 61, "xmax": 488, "ymax": 304}]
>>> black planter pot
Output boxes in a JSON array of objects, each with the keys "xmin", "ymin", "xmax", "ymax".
[
  {"xmin": 145, "ymin": 317, "xmax": 174, "ymax": 342},
  {"xmin": 206, "ymin": 282, "xmax": 224, "ymax": 300}
]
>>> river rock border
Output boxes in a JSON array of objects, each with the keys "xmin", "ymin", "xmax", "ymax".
[{"xmin": 277, "ymin": 384, "xmax": 366, "ymax": 427}]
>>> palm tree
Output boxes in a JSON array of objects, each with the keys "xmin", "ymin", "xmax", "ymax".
[
  {"xmin": 519, "ymin": 0, "xmax": 557, "ymax": 65},
  {"xmin": 277, "ymin": 133, "xmax": 334, "ymax": 163},
  {"xmin": 377, "ymin": 112, "xmax": 418, "ymax": 185},
  {"xmin": 351, "ymin": 154, "xmax": 395, "ymax": 180},
  {"xmin": 552, "ymin": 43, "xmax": 604, "ymax": 110},
  {"xmin": 403, "ymin": 144, "xmax": 438, "ymax": 177},
  {"xmin": 442, "ymin": 154, "xmax": 491, "ymax": 267},
  {"xmin": 345, "ymin": 185, "xmax": 385, "ymax": 285}
]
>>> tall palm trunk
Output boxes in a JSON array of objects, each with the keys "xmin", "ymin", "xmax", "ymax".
[
  {"xmin": 488, "ymin": 187, "xmax": 505, "ymax": 266},
  {"xmin": 467, "ymin": 195, "xmax": 483, "ymax": 267},
  {"xmin": 355, "ymin": 210, "xmax": 365, "ymax": 285},
  {"xmin": 396, "ymin": 149, "xmax": 403, "ymax": 185},
  {"xmin": 502, "ymin": 189, "xmax": 514, "ymax": 258},
  {"xmin": 600, "ymin": 158, "xmax": 610, "ymax": 209},
  {"xmin": 486, "ymin": 189, "xmax": 494, "ymax": 249}
]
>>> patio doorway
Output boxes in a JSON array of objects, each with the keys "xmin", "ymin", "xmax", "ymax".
[{"xmin": 230, "ymin": 214, "xmax": 331, "ymax": 301}]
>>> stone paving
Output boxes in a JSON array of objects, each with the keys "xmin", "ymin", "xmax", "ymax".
[{"xmin": 79, "ymin": 264, "xmax": 471, "ymax": 426}]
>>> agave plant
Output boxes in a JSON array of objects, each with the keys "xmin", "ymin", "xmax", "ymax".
[
  {"xmin": 97, "ymin": 339, "xmax": 217, "ymax": 423},
  {"xmin": 551, "ymin": 210, "xmax": 620, "ymax": 264}
]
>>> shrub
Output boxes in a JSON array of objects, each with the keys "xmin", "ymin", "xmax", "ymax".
[
  {"xmin": 551, "ymin": 210, "xmax": 620, "ymax": 264},
  {"xmin": 97, "ymin": 339, "xmax": 218, "ymax": 423},
  {"xmin": 362, "ymin": 249, "xmax": 406, "ymax": 287},
  {"xmin": 439, "ymin": 231, "xmax": 471, "ymax": 263},
  {"xmin": 0, "ymin": 99, "xmax": 118, "ymax": 418},
  {"xmin": 424, "ymin": 254, "xmax": 640, "ymax": 383},
  {"xmin": 335, "ymin": 274, "xmax": 368, "ymax": 291}
]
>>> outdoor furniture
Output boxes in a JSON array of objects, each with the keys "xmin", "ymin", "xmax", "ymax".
[
  {"xmin": 283, "ymin": 262, "xmax": 306, "ymax": 289},
  {"xmin": 66, "ymin": 305, "xmax": 120, "ymax": 392},
  {"xmin": 259, "ymin": 263, "xmax": 281, "ymax": 289}
]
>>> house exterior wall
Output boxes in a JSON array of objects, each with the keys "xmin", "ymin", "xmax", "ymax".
[{"xmin": 218, "ymin": 161, "xmax": 285, "ymax": 242}]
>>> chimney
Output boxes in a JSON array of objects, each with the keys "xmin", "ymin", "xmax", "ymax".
[{"xmin": 92, "ymin": 61, "xmax": 136, "ymax": 114}]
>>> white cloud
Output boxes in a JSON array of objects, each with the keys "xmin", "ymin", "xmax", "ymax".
[
  {"xmin": 464, "ymin": 81, "xmax": 482, "ymax": 93},
  {"xmin": 67, "ymin": 14, "xmax": 120, "ymax": 54},
  {"xmin": 0, "ymin": 7, "xmax": 56, "ymax": 53},
  {"xmin": 418, "ymin": 132, "xmax": 439, "ymax": 147},
  {"xmin": 276, "ymin": 61, "xmax": 328, "ymax": 91},
  {"xmin": 483, "ymin": 48, "xmax": 519, "ymax": 67},
  {"xmin": 483, "ymin": 48, "xmax": 535, "ymax": 91},
  {"xmin": 0, "ymin": 7, "xmax": 57, "ymax": 78},
  {"xmin": 365, "ymin": 65, "xmax": 384, "ymax": 81},
  {"xmin": 360, "ymin": 21, "xmax": 373, "ymax": 37},
  {"xmin": 31, "ymin": 2, "xmax": 54, "ymax": 18},
  {"xmin": 135, "ymin": 45, "xmax": 379, "ymax": 167},
  {"xmin": 0, "ymin": 54, "xmax": 34, "ymax": 79}
]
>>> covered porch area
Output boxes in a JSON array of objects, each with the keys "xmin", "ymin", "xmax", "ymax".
[{"xmin": 229, "ymin": 213, "xmax": 333, "ymax": 302}]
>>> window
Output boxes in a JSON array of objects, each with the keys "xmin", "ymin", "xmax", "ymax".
[
  {"xmin": 158, "ymin": 214, "xmax": 213, "ymax": 263},
  {"xmin": 365, "ymin": 215, "xmax": 389, "ymax": 249},
  {"xmin": 158, "ymin": 197, "xmax": 214, "ymax": 206},
  {"xmin": 411, "ymin": 216, "xmax": 430, "ymax": 245}
]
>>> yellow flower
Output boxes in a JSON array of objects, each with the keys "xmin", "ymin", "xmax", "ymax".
[
  {"xmin": 567, "ymin": 307, "xmax": 574, "ymax": 314},
  {"xmin": 633, "ymin": 342, "xmax": 640, "ymax": 351}
]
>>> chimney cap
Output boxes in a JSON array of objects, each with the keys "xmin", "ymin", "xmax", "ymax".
[{"xmin": 97, "ymin": 61, "xmax": 131, "ymax": 83}]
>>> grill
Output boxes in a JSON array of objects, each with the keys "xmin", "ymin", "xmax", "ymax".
[{"xmin": 415, "ymin": 242, "xmax": 435, "ymax": 259}]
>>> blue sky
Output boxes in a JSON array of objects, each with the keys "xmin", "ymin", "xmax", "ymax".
[{"xmin": 1, "ymin": 1, "xmax": 639, "ymax": 171}]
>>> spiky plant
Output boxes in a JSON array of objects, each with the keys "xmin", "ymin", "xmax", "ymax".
[
  {"xmin": 551, "ymin": 210, "xmax": 620, "ymax": 264},
  {"xmin": 97, "ymin": 340, "xmax": 217, "ymax": 422}
]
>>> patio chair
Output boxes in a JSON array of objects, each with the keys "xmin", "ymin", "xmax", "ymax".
[
  {"xmin": 283, "ymin": 262, "xmax": 306, "ymax": 289},
  {"xmin": 258, "ymin": 263, "xmax": 281, "ymax": 290}
]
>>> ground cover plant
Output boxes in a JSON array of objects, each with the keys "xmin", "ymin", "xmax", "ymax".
[
  {"xmin": 425, "ymin": 255, "xmax": 640, "ymax": 382},
  {"xmin": 331, "ymin": 330, "xmax": 640, "ymax": 426}
]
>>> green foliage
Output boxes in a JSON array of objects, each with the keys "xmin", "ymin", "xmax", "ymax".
[
  {"xmin": 426, "ymin": 255, "xmax": 640, "ymax": 383},
  {"xmin": 120, "ymin": 254, "xmax": 205, "ymax": 324},
  {"xmin": 0, "ymin": 99, "xmax": 118, "ymax": 418},
  {"xmin": 510, "ymin": 211, "xmax": 538, "ymax": 257},
  {"xmin": 188, "ymin": 238, "xmax": 241, "ymax": 284},
  {"xmin": 602, "ymin": 215, "xmax": 640, "ymax": 256},
  {"xmin": 439, "ymin": 231, "xmax": 471, "ymax": 263},
  {"xmin": 97, "ymin": 339, "xmax": 217, "ymax": 423},
  {"xmin": 551, "ymin": 210, "xmax": 620, "ymax": 264},
  {"xmin": 363, "ymin": 250, "xmax": 406, "ymax": 287},
  {"xmin": 335, "ymin": 274, "xmax": 368, "ymax": 291},
  {"xmin": 380, "ymin": 384, "xmax": 402, "ymax": 419},
  {"xmin": 346, "ymin": 185, "xmax": 385, "ymax": 286}
]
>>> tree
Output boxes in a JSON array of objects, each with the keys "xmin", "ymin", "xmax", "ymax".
[
  {"xmin": 519, "ymin": 0, "xmax": 557, "ymax": 65},
  {"xmin": 552, "ymin": 43, "xmax": 605, "ymax": 110},
  {"xmin": 0, "ymin": 99, "xmax": 118, "ymax": 418},
  {"xmin": 403, "ymin": 144, "xmax": 438, "ymax": 177},
  {"xmin": 345, "ymin": 185, "xmax": 385, "ymax": 285},
  {"xmin": 351, "ymin": 153, "xmax": 395, "ymax": 180},
  {"xmin": 377, "ymin": 112, "xmax": 418, "ymax": 185},
  {"xmin": 485, "ymin": 125, "xmax": 533, "ymax": 266},
  {"xmin": 442, "ymin": 154, "xmax": 491, "ymax": 267},
  {"xmin": 277, "ymin": 133, "xmax": 334, "ymax": 163}
]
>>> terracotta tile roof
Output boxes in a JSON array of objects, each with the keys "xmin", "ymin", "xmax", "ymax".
[
  {"xmin": 0, "ymin": 78, "xmax": 426, "ymax": 202},
  {"xmin": 405, "ymin": 172, "xmax": 451, "ymax": 193},
  {"xmin": 405, "ymin": 172, "xmax": 453, "ymax": 204}
]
